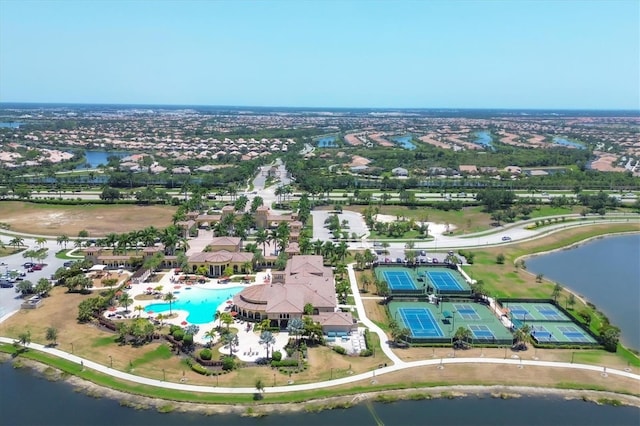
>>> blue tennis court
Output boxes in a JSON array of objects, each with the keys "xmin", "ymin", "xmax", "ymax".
[
  {"xmin": 398, "ymin": 308, "xmax": 444, "ymax": 337},
  {"xmin": 468, "ymin": 324, "xmax": 496, "ymax": 340},
  {"xmin": 535, "ymin": 305, "xmax": 566, "ymax": 321},
  {"xmin": 382, "ymin": 270, "xmax": 417, "ymax": 290},
  {"xmin": 557, "ymin": 325, "xmax": 590, "ymax": 342},
  {"xmin": 531, "ymin": 325, "xmax": 554, "ymax": 342},
  {"xmin": 508, "ymin": 305, "xmax": 534, "ymax": 321},
  {"xmin": 453, "ymin": 304, "xmax": 481, "ymax": 320},
  {"xmin": 427, "ymin": 271, "xmax": 464, "ymax": 291}
]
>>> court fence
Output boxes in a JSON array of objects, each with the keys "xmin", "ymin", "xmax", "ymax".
[{"xmin": 498, "ymin": 298, "xmax": 601, "ymax": 347}]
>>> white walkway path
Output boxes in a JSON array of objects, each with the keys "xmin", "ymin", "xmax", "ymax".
[{"xmin": 1, "ymin": 337, "xmax": 637, "ymax": 394}]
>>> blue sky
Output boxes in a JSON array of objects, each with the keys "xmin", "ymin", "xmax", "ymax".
[{"xmin": 0, "ymin": 0, "xmax": 638, "ymax": 109}]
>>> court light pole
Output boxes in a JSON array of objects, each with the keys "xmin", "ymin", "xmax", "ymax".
[{"xmin": 108, "ymin": 355, "xmax": 113, "ymax": 368}]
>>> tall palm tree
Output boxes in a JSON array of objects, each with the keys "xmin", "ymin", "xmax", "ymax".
[
  {"xmin": 514, "ymin": 324, "xmax": 532, "ymax": 349},
  {"xmin": 259, "ymin": 330, "xmax": 276, "ymax": 359},
  {"xmin": 203, "ymin": 328, "xmax": 216, "ymax": 348},
  {"xmin": 35, "ymin": 237, "xmax": 47, "ymax": 248},
  {"xmin": 220, "ymin": 312, "xmax": 234, "ymax": 330},
  {"xmin": 56, "ymin": 234, "xmax": 70, "ymax": 249},
  {"xmin": 453, "ymin": 326, "xmax": 472, "ymax": 348},
  {"xmin": 104, "ymin": 233, "xmax": 119, "ymax": 252},
  {"xmin": 311, "ymin": 239, "xmax": 324, "ymax": 255},
  {"xmin": 134, "ymin": 305, "xmax": 144, "ymax": 318},
  {"xmin": 119, "ymin": 293, "xmax": 133, "ymax": 313},
  {"xmin": 9, "ymin": 237, "xmax": 25, "ymax": 249},
  {"xmin": 163, "ymin": 293, "xmax": 176, "ymax": 316},
  {"xmin": 286, "ymin": 318, "xmax": 304, "ymax": 346},
  {"xmin": 255, "ymin": 228, "xmax": 268, "ymax": 256}
]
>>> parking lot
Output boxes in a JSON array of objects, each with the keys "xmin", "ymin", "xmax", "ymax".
[
  {"xmin": 0, "ymin": 240, "xmax": 69, "ymax": 319},
  {"xmin": 311, "ymin": 210, "xmax": 369, "ymax": 241}
]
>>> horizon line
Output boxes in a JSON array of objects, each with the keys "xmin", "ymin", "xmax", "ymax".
[{"xmin": 0, "ymin": 101, "xmax": 639, "ymax": 112}]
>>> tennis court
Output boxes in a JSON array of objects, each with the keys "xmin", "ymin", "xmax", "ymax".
[
  {"xmin": 557, "ymin": 325, "xmax": 592, "ymax": 343},
  {"xmin": 426, "ymin": 270, "xmax": 465, "ymax": 291},
  {"xmin": 397, "ymin": 307, "xmax": 444, "ymax": 338},
  {"xmin": 505, "ymin": 302, "xmax": 570, "ymax": 322},
  {"xmin": 453, "ymin": 304, "xmax": 481, "ymax": 320},
  {"xmin": 530, "ymin": 322, "xmax": 597, "ymax": 344},
  {"xmin": 388, "ymin": 301, "xmax": 514, "ymax": 344},
  {"xmin": 468, "ymin": 324, "xmax": 496, "ymax": 341},
  {"xmin": 507, "ymin": 304, "xmax": 535, "ymax": 321},
  {"xmin": 534, "ymin": 304, "xmax": 566, "ymax": 321},
  {"xmin": 381, "ymin": 270, "xmax": 417, "ymax": 290}
]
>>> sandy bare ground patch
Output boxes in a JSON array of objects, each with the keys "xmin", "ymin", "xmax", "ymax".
[
  {"xmin": 418, "ymin": 134, "xmax": 452, "ymax": 149},
  {"xmin": 590, "ymin": 152, "xmax": 626, "ymax": 172},
  {"xmin": 369, "ymin": 133, "xmax": 394, "ymax": 147},
  {"xmin": 0, "ymin": 202, "xmax": 176, "ymax": 237},
  {"xmin": 374, "ymin": 214, "xmax": 456, "ymax": 235}
]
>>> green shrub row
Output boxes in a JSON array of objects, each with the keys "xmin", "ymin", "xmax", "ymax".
[{"xmin": 271, "ymin": 359, "xmax": 300, "ymax": 367}]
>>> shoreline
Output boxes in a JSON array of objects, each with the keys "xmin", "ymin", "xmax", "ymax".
[
  {"xmin": 2, "ymin": 225, "xmax": 639, "ymax": 413},
  {"xmin": 4, "ymin": 355, "xmax": 640, "ymax": 413},
  {"xmin": 515, "ymin": 230, "xmax": 640, "ymax": 352}
]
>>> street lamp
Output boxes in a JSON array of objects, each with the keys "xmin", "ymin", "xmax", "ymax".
[
  {"xmin": 108, "ymin": 355, "xmax": 113, "ymax": 368},
  {"xmin": 70, "ymin": 342, "xmax": 74, "ymax": 354},
  {"xmin": 330, "ymin": 368, "xmax": 334, "ymax": 380},
  {"xmin": 162, "ymin": 368, "xmax": 166, "ymax": 381},
  {"xmin": 273, "ymin": 373, "xmax": 276, "ymax": 387}
]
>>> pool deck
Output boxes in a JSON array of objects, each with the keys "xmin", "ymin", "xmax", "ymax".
[{"xmin": 107, "ymin": 268, "xmax": 290, "ymax": 362}]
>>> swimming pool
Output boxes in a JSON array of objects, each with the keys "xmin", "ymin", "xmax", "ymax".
[{"xmin": 145, "ymin": 286, "xmax": 244, "ymax": 324}]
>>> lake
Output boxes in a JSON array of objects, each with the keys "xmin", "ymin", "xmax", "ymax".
[
  {"xmin": 527, "ymin": 234, "xmax": 640, "ymax": 350},
  {"xmin": 76, "ymin": 150, "xmax": 130, "ymax": 169},
  {"xmin": 392, "ymin": 135, "xmax": 416, "ymax": 150},
  {"xmin": 474, "ymin": 130, "xmax": 494, "ymax": 149},
  {"xmin": 1, "ymin": 362, "xmax": 638, "ymax": 426},
  {"xmin": 316, "ymin": 136, "xmax": 338, "ymax": 148},
  {"xmin": 0, "ymin": 122, "xmax": 23, "ymax": 128},
  {"xmin": 552, "ymin": 137, "xmax": 585, "ymax": 149}
]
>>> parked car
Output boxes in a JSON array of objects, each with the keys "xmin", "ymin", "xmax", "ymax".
[
  {"xmin": 32, "ymin": 264, "xmax": 43, "ymax": 271},
  {"xmin": 502, "ymin": 236, "xmax": 512, "ymax": 241},
  {"xmin": 0, "ymin": 281, "xmax": 14, "ymax": 288},
  {"xmin": 420, "ymin": 250, "xmax": 427, "ymax": 256},
  {"xmin": 23, "ymin": 262, "xmax": 34, "ymax": 268},
  {"xmin": 432, "ymin": 258, "xmax": 439, "ymax": 263}
]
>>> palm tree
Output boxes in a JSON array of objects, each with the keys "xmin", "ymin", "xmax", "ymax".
[
  {"xmin": 286, "ymin": 318, "xmax": 304, "ymax": 346},
  {"xmin": 163, "ymin": 293, "xmax": 176, "ymax": 316},
  {"xmin": 312, "ymin": 239, "xmax": 324, "ymax": 255},
  {"xmin": 9, "ymin": 237, "xmax": 24, "ymax": 249},
  {"xmin": 104, "ymin": 233, "xmax": 119, "ymax": 252},
  {"xmin": 259, "ymin": 330, "xmax": 276, "ymax": 359},
  {"xmin": 220, "ymin": 312, "xmax": 234, "ymax": 330},
  {"xmin": 453, "ymin": 326, "xmax": 472, "ymax": 349},
  {"xmin": 255, "ymin": 228, "xmax": 268, "ymax": 256},
  {"xmin": 213, "ymin": 311, "xmax": 222, "ymax": 330},
  {"xmin": 35, "ymin": 237, "xmax": 47, "ymax": 248},
  {"xmin": 119, "ymin": 293, "xmax": 133, "ymax": 313},
  {"xmin": 56, "ymin": 234, "xmax": 70, "ymax": 249},
  {"xmin": 514, "ymin": 324, "xmax": 532, "ymax": 350},
  {"xmin": 334, "ymin": 241, "xmax": 348, "ymax": 262},
  {"xmin": 204, "ymin": 328, "xmax": 217, "ymax": 348},
  {"xmin": 134, "ymin": 305, "xmax": 144, "ymax": 318},
  {"xmin": 155, "ymin": 313, "xmax": 165, "ymax": 328}
]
